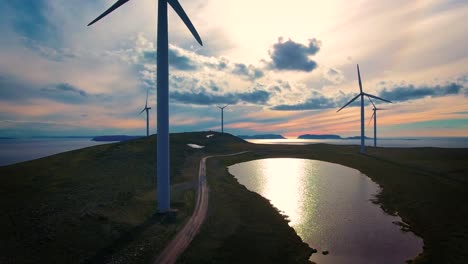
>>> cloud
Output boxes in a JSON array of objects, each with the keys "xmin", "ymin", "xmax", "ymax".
[
  {"xmin": 168, "ymin": 48, "xmax": 198, "ymax": 71},
  {"xmin": 0, "ymin": 74, "xmax": 110, "ymax": 105},
  {"xmin": 141, "ymin": 47, "xmax": 198, "ymax": 71},
  {"xmin": 40, "ymin": 82, "xmax": 112, "ymax": 105},
  {"xmin": 378, "ymin": 83, "xmax": 464, "ymax": 102},
  {"xmin": 268, "ymin": 37, "xmax": 321, "ymax": 72},
  {"xmin": 272, "ymin": 80, "xmax": 467, "ymax": 112},
  {"xmin": 272, "ymin": 91, "xmax": 337, "ymax": 111},
  {"xmin": 170, "ymin": 89, "xmax": 270, "ymax": 105},
  {"xmin": 324, "ymin": 68, "xmax": 345, "ymax": 84},
  {"xmin": 231, "ymin": 63, "xmax": 264, "ymax": 80},
  {"xmin": 140, "ymin": 45, "xmax": 263, "ymax": 80},
  {"xmin": 40, "ymin": 83, "xmax": 90, "ymax": 104},
  {"xmin": 266, "ymin": 80, "xmax": 292, "ymax": 93},
  {"xmin": 21, "ymin": 38, "xmax": 78, "ymax": 62},
  {"xmin": 0, "ymin": 1, "xmax": 56, "ymax": 43}
]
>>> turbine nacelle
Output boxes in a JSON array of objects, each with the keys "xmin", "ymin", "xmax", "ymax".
[
  {"xmin": 88, "ymin": 0, "xmax": 203, "ymax": 46},
  {"xmin": 337, "ymin": 65, "xmax": 392, "ymax": 113},
  {"xmin": 336, "ymin": 64, "xmax": 392, "ymax": 153},
  {"xmin": 88, "ymin": 0, "xmax": 202, "ymax": 212}
]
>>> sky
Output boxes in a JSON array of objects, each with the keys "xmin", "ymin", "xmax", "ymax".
[{"xmin": 0, "ymin": 0, "xmax": 467, "ymax": 138}]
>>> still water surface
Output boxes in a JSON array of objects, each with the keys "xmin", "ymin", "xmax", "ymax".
[
  {"xmin": 0, "ymin": 138, "xmax": 114, "ymax": 166},
  {"xmin": 228, "ymin": 158, "xmax": 423, "ymax": 264}
]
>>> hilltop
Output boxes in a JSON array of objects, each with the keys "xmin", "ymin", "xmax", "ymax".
[
  {"xmin": 1, "ymin": 132, "xmax": 467, "ymax": 263},
  {"xmin": 0, "ymin": 132, "xmax": 311, "ymax": 263},
  {"xmin": 92, "ymin": 135, "xmax": 143, "ymax": 141}
]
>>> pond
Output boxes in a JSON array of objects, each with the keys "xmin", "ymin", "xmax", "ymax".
[{"xmin": 228, "ymin": 158, "xmax": 423, "ymax": 264}]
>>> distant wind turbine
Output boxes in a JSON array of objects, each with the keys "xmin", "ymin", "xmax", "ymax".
[
  {"xmin": 337, "ymin": 64, "xmax": 391, "ymax": 154},
  {"xmin": 140, "ymin": 89, "xmax": 151, "ymax": 137},
  {"xmin": 217, "ymin": 105, "xmax": 229, "ymax": 133},
  {"xmin": 88, "ymin": 0, "xmax": 203, "ymax": 213},
  {"xmin": 367, "ymin": 97, "xmax": 387, "ymax": 148}
]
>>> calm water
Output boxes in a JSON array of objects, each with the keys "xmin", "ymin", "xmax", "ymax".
[
  {"xmin": 229, "ymin": 158, "xmax": 423, "ymax": 264},
  {"xmin": 0, "ymin": 138, "xmax": 115, "ymax": 166},
  {"xmin": 247, "ymin": 137, "xmax": 468, "ymax": 148}
]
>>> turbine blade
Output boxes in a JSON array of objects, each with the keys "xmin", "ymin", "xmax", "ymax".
[
  {"xmin": 364, "ymin": 93, "xmax": 392, "ymax": 103},
  {"xmin": 368, "ymin": 111, "xmax": 375, "ymax": 126},
  {"xmin": 168, "ymin": 0, "xmax": 203, "ymax": 46},
  {"xmin": 145, "ymin": 89, "xmax": 149, "ymax": 108},
  {"xmin": 357, "ymin": 64, "xmax": 363, "ymax": 93},
  {"xmin": 337, "ymin": 94, "xmax": 360, "ymax": 112},
  {"xmin": 139, "ymin": 108, "xmax": 145, "ymax": 114},
  {"xmin": 367, "ymin": 96, "xmax": 375, "ymax": 108},
  {"xmin": 87, "ymin": 0, "xmax": 130, "ymax": 26}
]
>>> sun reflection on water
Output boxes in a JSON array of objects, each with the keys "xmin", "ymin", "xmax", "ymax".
[
  {"xmin": 257, "ymin": 158, "xmax": 309, "ymax": 226},
  {"xmin": 228, "ymin": 158, "xmax": 423, "ymax": 264}
]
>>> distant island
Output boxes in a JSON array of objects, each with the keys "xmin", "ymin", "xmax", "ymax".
[
  {"xmin": 298, "ymin": 134, "xmax": 341, "ymax": 139},
  {"xmin": 92, "ymin": 135, "xmax": 142, "ymax": 142},
  {"xmin": 297, "ymin": 134, "xmax": 371, "ymax": 140},
  {"xmin": 238, "ymin": 134, "xmax": 286, "ymax": 139}
]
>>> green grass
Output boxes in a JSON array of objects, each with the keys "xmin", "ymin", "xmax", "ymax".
[
  {"xmin": 196, "ymin": 143, "xmax": 468, "ymax": 263},
  {"xmin": 0, "ymin": 132, "xmax": 225, "ymax": 263},
  {"xmin": 1, "ymin": 133, "xmax": 467, "ymax": 263},
  {"xmin": 179, "ymin": 157, "xmax": 314, "ymax": 263}
]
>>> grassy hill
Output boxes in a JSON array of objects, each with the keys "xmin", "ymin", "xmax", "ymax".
[
  {"xmin": 0, "ymin": 132, "xmax": 231, "ymax": 263},
  {"xmin": 0, "ymin": 132, "xmax": 313, "ymax": 263},
  {"xmin": 195, "ymin": 143, "xmax": 468, "ymax": 263},
  {"xmin": 1, "ymin": 132, "xmax": 467, "ymax": 263}
]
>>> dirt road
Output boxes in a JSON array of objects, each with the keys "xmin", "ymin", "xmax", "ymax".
[{"xmin": 154, "ymin": 152, "xmax": 248, "ymax": 264}]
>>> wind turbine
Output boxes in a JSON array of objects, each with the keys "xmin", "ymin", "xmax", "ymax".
[
  {"xmin": 337, "ymin": 64, "xmax": 391, "ymax": 154},
  {"xmin": 88, "ymin": 0, "xmax": 203, "ymax": 213},
  {"xmin": 217, "ymin": 105, "xmax": 229, "ymax": 133},
  {"xmin": 367, "ymin": 97, "xmax": 387, "ymax": 148},
  {"xmin": 140, "ymin": 89, "xmax": 151, "ymax": 137}
]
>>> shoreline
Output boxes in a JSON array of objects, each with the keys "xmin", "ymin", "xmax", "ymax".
[
  {"xmin": 218, "ymin": 153, "xmax": 423, "ymax": 262},
  {"xmin": 217, "ymin": 143, "xmax": 468, "ymax": 263},
  {"xmin": 1, "ymin": 133, "xmax": 467, "ymax": 263}
]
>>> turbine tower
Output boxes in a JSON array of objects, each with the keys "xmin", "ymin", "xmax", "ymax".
[
  {"xmin": 217, "ymin": 105, "xmax": 228, "ymax": 133},
  {"xmin": 367, "ymin": 97, "xmax": 387, "ymax": 147},
  {"xmin": 88, "ymin": 0, "xmax": 203, "ymax": 212},
  {"xmin": 337, "ymin": 64, "xmax": 391, "ymax": 154},
  {"xmin": 140, "ymin": 89, "xmax": 151, "ymax": 137}
]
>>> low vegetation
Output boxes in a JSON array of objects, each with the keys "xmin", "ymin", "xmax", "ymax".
[
  {"xmin": 200, "ymin": 143, "xmax": 468, "ymax": 263},
  {"xmin": 1, "ymin": 132, "xmax": 467, "ymax": 263}
]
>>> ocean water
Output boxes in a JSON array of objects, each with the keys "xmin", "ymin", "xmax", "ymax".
[
  {"xmin": 0, "ymin": 138, "xmax": 115, "ymax": 166},
  {"xmin": 229, "ymin": 158, "xmax": 423, "ymax": 264},
  {"xmin": 246, "ymin": 137, "xmax": 468, "ymax": 148}
]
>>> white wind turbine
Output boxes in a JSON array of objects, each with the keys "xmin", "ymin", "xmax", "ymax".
[
  {"xmin": 217, "ymin": 105, "xmax": 229, "ymax": 133},
  {"xmin": 88, "ymin": 0, "xmax": 203, "ymax": 213},
  {"xmin": 367, "ymin": 97, "xmax": 387, "ymax": 148},
  {"xmin": 337, "ymin": 64, "xmax": 391, "ymax": 154},
  {"xmin": 140, "ymin": 89, "xmax": 151, "ymax": 137}
]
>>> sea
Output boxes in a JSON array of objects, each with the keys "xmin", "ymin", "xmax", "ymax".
[
  {"xmin": 246, "ymin": 137, "xmax": 468, "ymax": 148},
  {"xmin": 0, "ymin": 138, "xmax": 116, "ymax": 166},
  {"xmin": 0, "ymin": 137, "xmax": 467, "ymax": 167}
]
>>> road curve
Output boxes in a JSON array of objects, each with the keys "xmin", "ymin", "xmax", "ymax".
[{"xmin": 154, "ymin": 151, "xmax": 249, "ymax": 264}]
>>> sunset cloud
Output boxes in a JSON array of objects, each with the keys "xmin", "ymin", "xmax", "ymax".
[
  {"xmin": 0, "ymin": 0, "xmax": 467, "ymax": 137},
  {"xmin": 268, "ymin": 38, "xmax": 321, "ymax": 72}
]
